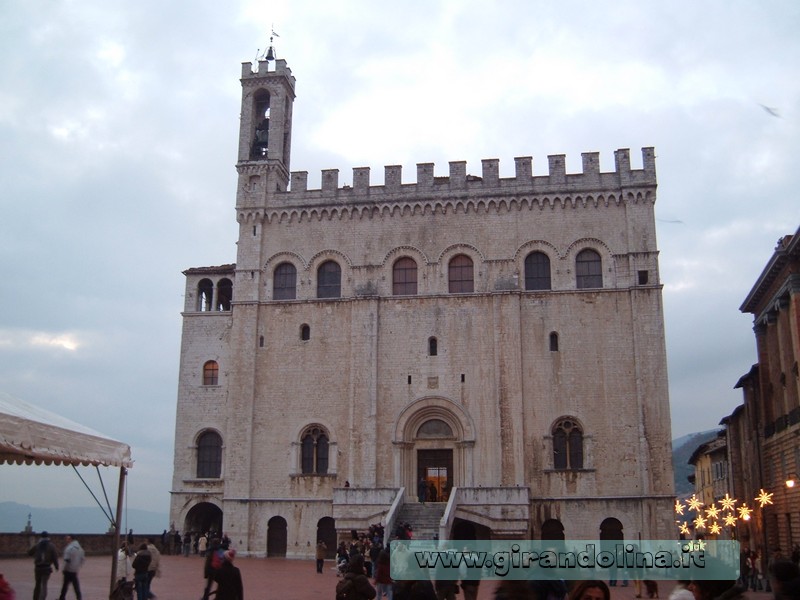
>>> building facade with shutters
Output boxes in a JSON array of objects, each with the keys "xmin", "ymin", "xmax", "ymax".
[{"xmin": 169, "ymin": 57, "xmax": 676, "ymax": 557}]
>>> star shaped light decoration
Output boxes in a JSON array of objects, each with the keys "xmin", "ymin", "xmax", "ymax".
[
  {"xmin": 756, "ymin": 489, "xmax": 774, "ymax": 508},
  {"xmin": 719, "ymin": 493, "xmax": 737, "ymax": 512},
  {"xmin": 687, "ymin": 494, "xmax": 704, "ymax": 512},
  {"xmin": 675, "ymin": 500, "xmax": 685, "ymax": 515},
  {"xmin": 724, "ymin": 514, "xmax": 737, "ymax": 527},
  {"xmin": 709, "ymin": 522, "xmax": 722, "ymax": 535},
  {"xmin": 693, "ymin": 514, "xmax": 707, "ymax": 530},
  {"xmin": 679, "ymin": 521, "xmax": 691, "ymax": 536},
  {"xmin": 705, "ymin": 504, "xmax": 720, "ymax": 520},
  {"xmin": 738, "ymin": 504, "xmax": 752, "ymax": 520}
]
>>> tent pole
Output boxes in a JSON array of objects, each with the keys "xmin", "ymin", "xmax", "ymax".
[{"xmin": 110, "ymin": 466, "xmax": 126, "ymax": 596}]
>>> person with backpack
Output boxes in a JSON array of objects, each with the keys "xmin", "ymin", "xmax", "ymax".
[
  {"xmin": 213, "ymin": 549, "xmax": 243, "ymax": 600},
  {"xmin": 336, "ymin": 554, "xmax": 376, "ymax": 600},
  {"xmin": 201, "ymin": 537, "xmax": 223, "ymax": 600},
  {"xmin": 57, "ymin": 535, "xmax": 85, "ymax": 600},
  {"xmin": 27, "ymin": 531, "xmax": 58, "ymax": 600}
]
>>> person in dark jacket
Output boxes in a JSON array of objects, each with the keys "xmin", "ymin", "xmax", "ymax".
[
  {"xmin": 213, "ymin": 549, "xmax": 244, "ymax": 600},
  {"xmin": 28, "ymin": 531, "xmax": 59, "ymax": 600},
  {"xmin": 131, "ymin": 544, "xmax": 152, "ymax": 600}
]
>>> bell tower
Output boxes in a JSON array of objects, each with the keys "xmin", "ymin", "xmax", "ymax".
[{"xmin": 236, "ymin": 55, "xmax": 296, "ymax": 206}]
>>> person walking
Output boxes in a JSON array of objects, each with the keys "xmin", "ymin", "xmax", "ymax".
[
  {"xmin": 58, "ymin": 535, "xmax": 84, "ymax": 600},
  {"xmin": 28, "ymin": 531, "xmax": 59, "ymax": 600}
]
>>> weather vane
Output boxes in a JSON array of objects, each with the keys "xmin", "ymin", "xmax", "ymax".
[{"xmin": 256, "ymin": 26, "xmax": 280, "ymax": 63}]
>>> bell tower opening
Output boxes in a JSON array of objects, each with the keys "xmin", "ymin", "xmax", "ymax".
[{"xmin": 250, "ymin": 91, "xmax": 271, "ymax": 159}]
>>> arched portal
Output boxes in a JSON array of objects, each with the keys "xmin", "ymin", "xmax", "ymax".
[
  {"xmin": 183, "ymin": 502, "xmax": 223, "ymax": 536},
  {"xmin": 267, "ymin": 516, "xmax": 288, "ymax": 557},
  {"xmin": 394, "ymin": 397, "xmax": 476, "ymax": 495},
  {"xmin": 316, "ymin": 517, "xmax": 337, "ymax": 559}
]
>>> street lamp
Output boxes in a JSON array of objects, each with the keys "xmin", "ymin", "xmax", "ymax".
[{"xmin": 786, "ymin": 473, "xmax": 797, "ymax": 489}]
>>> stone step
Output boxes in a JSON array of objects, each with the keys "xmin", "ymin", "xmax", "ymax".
[{"xmin": 394, "ymin": 502, "xmax": 447, "ymax": 540}]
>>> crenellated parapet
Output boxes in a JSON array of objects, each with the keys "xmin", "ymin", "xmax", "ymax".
[{"xmin": 236, "ymin": 148, "xmax": 656, "ymax": 222}]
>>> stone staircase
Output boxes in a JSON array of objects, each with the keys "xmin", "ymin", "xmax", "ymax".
[{"xmin": 395, "ymin": 502, "xmax": 447, "ymax": 540}]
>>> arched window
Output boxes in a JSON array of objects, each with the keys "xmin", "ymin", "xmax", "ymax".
[
  {"xmin": 300, "ymin": 324, "xmax": 310, "ymax": 341},
  {"xmin": 217, "ymin": 278, "xmax": 233, "ymax": 311},
  {"xmin": 317, "ymin": 261, "xmax": 341, "ymax": 299},
  {"xmin": 202, "ymin": 361, "xmax": 219, "ymax": 386},
  {"xmin": 552, "ymin": 418, "xmax": 583, "ymax": 470},
  {"xmin": 549, "ymin": 332, "xmax": 559, "ymax": 352},
  {"xmin": 393, "ymin": 257, "xmax": 418, "ymax": 296},
  {"xmin": 576, "ymin": 249, "xmax": 602, "ymax": 289},
  {"xmin": 301, "ymin": 426, "xmax": 329, "ymax": 474},
  {"xmin": 274, "ymin": 263, "xmax": 297, "ymax": 300},
  {"xmin": 197, "ymin": 279, "xmax": 213, "ymax": 312},
  {"xmin": 428, "ymin": 337, "xmax": 438, "ymax": 356},
  {"xmin": 196, "ymin": 431, "xmax": 222, "ymax": 478},
  {"xmin": 448, "ymin": 255, "xmax": 474, "ymax": 293},
  {"xmin": 524, "ymin": 251, "xmax": 551, "ymax": 291}
]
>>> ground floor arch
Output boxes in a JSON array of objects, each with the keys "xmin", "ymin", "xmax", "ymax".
[
  {"xmin": 183, "ymin": 502, "xmax": 223, "ymax": 536},
  {"xmin": 267, "ymin": 516, "xmax": 288, "ymax": 557},
  {"xmin": 599, "ymin": 517, "xmax": 624, "ymax": 540},
  {"xmin": 316, "ymin": 516, "xmax": 337, "ymax": 558},
  {"xmin": 451, "ymin": 518, "xmax": 492, "ymax": 541},
  {"xmin": 541, "ymin": 519, "xmax": 565, "ymax": 540}
]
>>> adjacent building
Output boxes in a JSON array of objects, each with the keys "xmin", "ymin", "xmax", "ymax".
[
  {"xmin": 730, "ymin": 227, "xmax": 800, "ymax": 555},
  {"xmin": 169, "ymin": 56, "xmax": 676, "ymax": 557}
]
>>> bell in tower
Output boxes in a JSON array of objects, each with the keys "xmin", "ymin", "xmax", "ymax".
[{"xmin": 250, "ymin": 96, "xmax": 270, "ymax": 159}]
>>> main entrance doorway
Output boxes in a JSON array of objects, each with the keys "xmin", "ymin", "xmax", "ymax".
[{"xmin": 418, "ymin": 449, "xmax": 453, "ymax": 502}]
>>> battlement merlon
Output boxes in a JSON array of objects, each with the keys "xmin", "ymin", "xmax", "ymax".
[
  {"xmin": 240, "ymin": 59, "xmax": 296, "ymax": 88},
  {"xmin": 279, "ymin": 148, "xmax": 656, "ymax": 199}
]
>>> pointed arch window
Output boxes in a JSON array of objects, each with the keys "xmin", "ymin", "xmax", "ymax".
[
  {"xmin": 196, "ymin": 431, "xmax": 222, "ymax": 478},
  {"xmin": 448, "ymin": 255, "xmax": 474, "ymax": 293},
  {"xmin": 274, "ymin": 262, "xmax": 297, "ymax": 300},
  {"xmin": 393, "ymin": 257, "xmax": 418, "ymax": 296},
  {"xmin": 301, "ymin": 426, "xmax": 329, "ymax": 474},
  {"xmin": 576, "ymin": 249, "xmax": 602, "ymax": 289},
  {"xmin": 552, "ymin": 418, "xmax": 583, "ymax": 470},
  {"xmin": 317, "ymin": 261, "xmax": 341, "ymax": 299},
  {"xmin": 525, "ymin": 251, "xmax": 551, "ymax": 291}
]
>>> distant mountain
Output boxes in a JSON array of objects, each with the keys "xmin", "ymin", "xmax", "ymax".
[
  {"xmin": 672, "ymin": 429, "xmax": 721, "ymax": 496},
  {"xmin": 0, "ymin": 501, "xmax": 169, "ymax": 535}
]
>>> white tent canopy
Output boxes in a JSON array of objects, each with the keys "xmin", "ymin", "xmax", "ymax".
[
  {"xmin": 0, "ymin": 392, "xmax": 132, "ymax": 468},
  {"xmin": 0, "ymin": 392, "xmax": 132, "ymax": 593}
]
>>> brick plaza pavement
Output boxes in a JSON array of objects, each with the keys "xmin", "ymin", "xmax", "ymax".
[{"xmin": 0, "ymin": 554, "xmax": 775, "ymax": 599}]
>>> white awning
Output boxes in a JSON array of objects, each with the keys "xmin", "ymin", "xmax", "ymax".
[{"xmin": 0, "ymin": 392, "xmax": 133, "ymax": 468}]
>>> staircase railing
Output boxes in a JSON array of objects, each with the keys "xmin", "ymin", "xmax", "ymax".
[
  {"xmin": 438, "ymin": 486, "xmax": 458, "ymax": 541},
  {"xmin": 382, "ymin": 486, "xmax": 405, "ymax": 547}
]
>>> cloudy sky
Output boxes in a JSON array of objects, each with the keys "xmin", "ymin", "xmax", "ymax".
[{"xmin": 1, "ymin": 1, "xmax": 798, "ymax": 523}]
